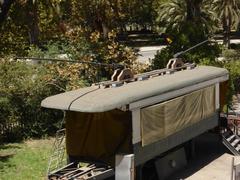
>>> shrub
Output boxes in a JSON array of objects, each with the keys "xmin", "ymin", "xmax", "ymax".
[
  {"xmin": 28, "ymin": 30, "xmax": 141, "ymax": 82},
  {"xmin": 0, "ymin": 31, "xmax": 141, "ymax": 142},
  {"xmin": 0, "ymin": 58, "xmax": 87, "ymax": 142},
  {"xmin": 222, "ymin": 49, "xmax": 240, "ymax": 61},
  {"xmin": 0, "ymin": 27, "xmax": 144, "ymax": 142},
  {"xmin": 151, "ymin": 47, "xmax": 172, "ymax": 69},
  {"xmin": 199, "ymin": 49, "xmax": 240, "ymax": 104},
  {"xmin": 151, "ymin": 43, "xmax": 221, "ymax": 70}
]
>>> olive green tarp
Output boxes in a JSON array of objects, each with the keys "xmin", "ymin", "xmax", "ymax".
[
  {"xmin": 65, "ymin": 110, "xmax": 132, "ymax": 165},
  {"xmin": 141, "ymin": 86, "xmax": 215, "ymax": 146}
]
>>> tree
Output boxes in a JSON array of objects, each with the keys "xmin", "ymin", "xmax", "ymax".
[
  {"xmin": 26, "ymin": 0, "xmax": 39, "ymax": 45},
  {"xmin": 65, "ymin": 0, "xmax": 157, "ymax": 37},
  {"xmin": 0, "ymin": 0, "xmax": 40, "ymax": 45},
  {"xmin": 211, "ymin": 0, "xmax": 240, "ymax": 48},
  {"xmin": 0, "ymin": 0, "xmax": 156, "ymax": 56},
  {"xmin": 156, "ymin": 0, "xmax": 218, "ymax": 34},
  {"xmin": 127, "ymin": 0, "xmax": 156, "ymax": 30},
  {"xmin": 0, "ymin": 0, "xmax": 65, "ymax": 56},
  {"xmin": 152, "ymin": 0, "xmax": 221, "ymax": 70},
  {"xmin": 67, "ymin": 0, "xmax": 125, "ymax": 38},
  {"xmin": 155, "ymin": 0, "xmax": 186, "ymax": 31},
  {"xmin": 0, "ymin": 0, "xmax": 15, "ymax": 25}
]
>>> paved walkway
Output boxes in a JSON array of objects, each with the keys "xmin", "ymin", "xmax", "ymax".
[
  {"xmin": 137, "ymin": 39, "xmax": 240, "ymax": 64},
  {"xmin": 137, "ymin": 46, "xmax": 166, "ymax": 64},
  {"xmin": 169, "ymin": 133, "xmax": 233, "ymax": 180},
  {"xmin": 215, "ymin": 39, "xmax": 240, "ymax": 44},
  {"xmin": 185, "ymin": 153, "xmax": 233, "ymax": 180}
]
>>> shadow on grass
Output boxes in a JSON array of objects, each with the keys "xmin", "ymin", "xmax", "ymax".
[
  {"xmin": 0, "ymin": 153, "xmax": 16, "ymax": 170},
  {"xmin": 0, "ymin": 143, "xmax": 22, "ymax": 171},
  {"xmin": 0, "ymin": 144, "xmax": 22, "ymax": 150},
  {"xmin": 0, "ymin": 144, "xmax": 21, "ymax": 171},
  {"xmin": 0, "ymin": 135, "xmax": 24, "ymax": 144},
  {"xmin": 0, "ymin": 153, "xmax": 15, "ymax": 161}
]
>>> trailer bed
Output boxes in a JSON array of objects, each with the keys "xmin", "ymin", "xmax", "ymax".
[{"xmin": 48, "ymin": 162, "xmax": 114, "ymax": 180}]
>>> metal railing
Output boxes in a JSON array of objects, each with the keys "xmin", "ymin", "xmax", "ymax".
[
  {"xmin": 228, "ymin": 105, "xmax": 240, "ymax": 136},
  {"xmin": 47, "ymin": 128, "xmax": 67, "ymax": 176}
]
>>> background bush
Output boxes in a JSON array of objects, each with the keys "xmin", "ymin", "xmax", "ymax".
[
  {"xmin": 0, "ymin": 59, "xmax": 73, "ymax": 142},
  {"xmin": 0, "ymin": 29, "xmax": 141, "ymax": 142}
]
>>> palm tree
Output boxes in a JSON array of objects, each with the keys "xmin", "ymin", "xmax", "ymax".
[
  {"xmin": 156, "ymin": 0, "xmax": 186, "ymax": 31},
  {"xmin": 211, "ymin": 0, "xmax": 240, "ymax": 48},
  {"xmin": 156, "ymin": 0, "xmax": 218, "ymax": 34}
]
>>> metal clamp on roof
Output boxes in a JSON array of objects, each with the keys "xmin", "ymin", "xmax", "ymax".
[
  {"xmin": 98, "ymin": 60, "xmax": 197, "ymax": 89},
  {"xmin": 166, "ymin": 58, "xmax": 184, "ymax": 69},
  {"xmin": 111, "ymin": 68, "xmax": 134, "ymax": 88},
  {"xmin": 166, "ymin": 58, "xmax": 196, "ymax": 71}
]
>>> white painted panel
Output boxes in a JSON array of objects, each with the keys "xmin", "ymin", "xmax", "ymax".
[
  {"xmin": 215, "ymin": 83, "xmax": 220, "ymax": 110},
  {"xmin": 132, "ymin": 109, "xmax": 141, "ymax": 144},
  {"xmin": 115, "ymin": 154, "xmax": 134, "ymax": 180}
]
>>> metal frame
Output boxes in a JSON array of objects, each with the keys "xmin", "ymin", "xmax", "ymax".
[
  {"xmin": 115, "ymin": 154, "xmax": 135, "ymax": 180},
  {"xmin": 130, "ymin": 80, "xmax": 224, "ymax": 145}
]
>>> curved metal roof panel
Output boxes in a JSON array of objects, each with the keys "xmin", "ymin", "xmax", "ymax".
[{"xmin": 41, "ymin": 66, "xmax": 228, "ymax": 112}]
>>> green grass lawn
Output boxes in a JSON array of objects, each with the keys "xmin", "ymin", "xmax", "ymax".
[{"xmin": 0, "ymin": 138, "xmax": 54, "ymax": 180}]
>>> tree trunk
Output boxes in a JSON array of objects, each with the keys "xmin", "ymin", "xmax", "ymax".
[
  {"xmin": 102, "ymin": 22, "xmax": 109, "ymax": 39},
  {"xmin": 223, "ymin": 15, "xmax": 228, "ymax": 46},
  {"xmin": 0, "ymin": 0, "xmax": 15, "ymax": 25},
  {"xmin": 185, "ymin": 0, "xmax": 202, "ymax": 21},
  {"xmin": 226, "ymin": 23, "xmax": 231, "ymax": 48},
  {"xmin": 227, "ymin": 14, "xmax": 232, "ymax": 48},
  {"xmin": 27, "ymin": 0, "xmax": 39, "ymax": 45},
  {"xmin": 223, "ymin": 13, "xmax": 231, "ymax": 49}
]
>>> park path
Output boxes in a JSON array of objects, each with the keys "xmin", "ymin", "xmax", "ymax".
[{"xmin": 137, "ymin": 39, "xmax": 240, "ymax": 64}]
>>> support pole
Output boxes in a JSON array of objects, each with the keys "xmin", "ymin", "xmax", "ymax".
[{"xmin": 115, "ymin": 154, "xmax": 135, "ymax": 180}]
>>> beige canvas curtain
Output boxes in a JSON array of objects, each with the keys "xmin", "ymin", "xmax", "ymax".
[{"xmin": 141, "ymin": 86, "xmax": 215, "ymax": 146}]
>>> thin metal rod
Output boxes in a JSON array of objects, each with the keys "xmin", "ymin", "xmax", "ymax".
[
  {"xmin": 14, "ymin": 57, "xmax": 124, "ymax": 68},
  {"xmin": 231, "ymin": 157, "xmax": 234, "ymax": 180},
  {"xmin": 173, "ymin": 39, "xmax": 209, "ymax": 58}
]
